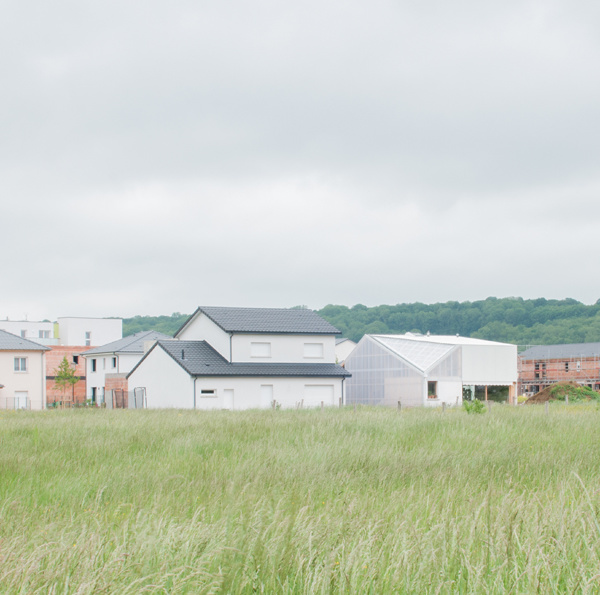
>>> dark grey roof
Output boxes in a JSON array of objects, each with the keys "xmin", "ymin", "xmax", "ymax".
[
  {"xmin": 0, "ymin": 329, "xmax": 50, "ymax": 351},
  {"xmin": 129, "ymin": 340, "xmax": 351, "ymax": 378},
  {"xmin": 82, "ymin": 330, "xmax": 172, "ymax": 356},
  {"xmin": 520, "ymin": 342, "xmax": 600, "ymax": 360},
  {"xmin": 175, "ymin": 306, "xmax": 340, "ymax": 336}
]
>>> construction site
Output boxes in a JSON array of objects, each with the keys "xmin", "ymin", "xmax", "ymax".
[{"xmin": 518, "ymin": 342, "xmax": 600, "ymax": 396}]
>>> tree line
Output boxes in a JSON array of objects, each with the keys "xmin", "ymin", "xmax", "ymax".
[{"xmin": 123, "ymin": 297, "xmax": 600, "ymax": 346}]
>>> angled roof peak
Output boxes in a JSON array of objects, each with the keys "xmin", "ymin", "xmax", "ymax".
[
  {"xmin": 175, "ymin": 306, "xmax": 340, "ymax": 336},
  {"xmin": 82, "ymin": 330, "xmax": 172, "ymax": 356}
]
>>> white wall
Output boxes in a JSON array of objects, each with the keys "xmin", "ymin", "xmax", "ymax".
[
  {"xmin": 85, "ymin": 352, "xmax": 144, "ymax": 399},
  {"xmin": 128, "ymin": 344, "xmax": 344, "ymax": 409},
  {"xmin": 423, "ymin": 379, "xmax": 463, "ymax": 407},
  {"xmin": 127, "ymin": 346, "xmax": 195, "ymax": 408},
  {"xmin": 58, "ymin": 318, "xmax": 122, "ymax": 347},
  {"xmin": 176, "ymin": 313, "xmax": 231, "ymax": 359},
  {"xmin": 0, "ymin": 321, "xmax": 55, "ymax": 344},
  {"xmin": 461, "ymin": 344, "xmax": 518, "ymax": 385},
  {"xmin": 0, "ymin": 350, "xmax": 46, "ymax": 410},
  {"xmin": 231, "ymin": 334, "xmax": 337, "ymax": 363},
  {"xmin": 335, "ymin": 339, "xmax": 356, "ymax": 363}
]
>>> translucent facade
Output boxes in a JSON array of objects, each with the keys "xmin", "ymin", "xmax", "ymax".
[{"xmin": 345, "ymin": 335, "xmax": 462, "ymax": 407}]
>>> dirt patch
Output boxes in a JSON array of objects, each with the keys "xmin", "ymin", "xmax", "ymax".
[{"xmin": 525, "ymin": 381, "xmax": 598, "ymax": 404}]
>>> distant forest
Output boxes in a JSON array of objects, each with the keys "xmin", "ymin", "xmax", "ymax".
[{"xmin": 122, "ymin": 297, "xmax": 600, "ymax": 346}]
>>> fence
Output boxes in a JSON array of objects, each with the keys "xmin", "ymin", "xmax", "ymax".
[{"xmin": 104, "ymin": 388, "xmax": 147, "ymax": 409}]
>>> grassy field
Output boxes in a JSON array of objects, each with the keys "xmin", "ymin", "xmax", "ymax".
[{"xmin": 1, "ymin": 405, "xmax": 600, "ymax": 594}]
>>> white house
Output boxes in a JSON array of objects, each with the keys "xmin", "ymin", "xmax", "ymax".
[
  {"xmin": 335, "ymin": 338, "xmax": 356, "ymax": 364},
  {"xmin": 56, "ymin": 317, "xmax": 122, "ymax": 347},
  {"xmin": 0, "ymin": 320, "xmax": 55, "ymax": 345},
  {"xmin": 82, "ymin": 330, "xmax": 171, "ymax": 404},
  {"xmin": 0, "ymin": 330, "xmax": 49, "ymax": 410},
  {"xmin": 345, "ymin": 333, "xmax": 518, "ymax": 407},
  {"xmin": 127, "ymin": 306, "xmax": 350, "ymax": 409}
]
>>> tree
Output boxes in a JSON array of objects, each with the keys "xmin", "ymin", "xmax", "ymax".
[{"xmin": 54, "ymin": 356, "xmax": 78, "ymax": 407}]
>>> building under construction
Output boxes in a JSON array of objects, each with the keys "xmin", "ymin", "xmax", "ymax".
[{"xmin": 518, "ymin": 342, "xmax": 600, "ymax": 396}]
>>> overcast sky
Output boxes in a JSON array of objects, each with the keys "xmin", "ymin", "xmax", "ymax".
[{"xmin": 2, "ymin": 0, "xmax": 600, "ymax": 320}]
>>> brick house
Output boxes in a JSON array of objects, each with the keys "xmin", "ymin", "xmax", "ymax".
[{"xmin": 518, "ymin": 343, "xmax": 600, "ymax": 395}]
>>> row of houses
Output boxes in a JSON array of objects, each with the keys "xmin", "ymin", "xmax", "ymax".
[{"xmin": 3, "ymin": 305, "xmax": 598, "ymax": 410}]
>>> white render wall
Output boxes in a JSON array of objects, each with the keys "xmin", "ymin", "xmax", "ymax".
[
  {"xmin": 0, "ymin": 350, "xmax": 46, "ymax": 410},
  {"xmin": 177, "ymin": 313, "xmax": 231, "ymax": 359},
  {"xmin": 128, "ymin": 346, "xmax": 195, "ymax": 408},
  {"xmin": 85, "ymin": 352, "xmax": 144, "ymax": 399},
  {"xmin": 58, "ymin": 318, "xmax": 122, "ymax": 347},
  {"xmin": 232, "ymin": 334, "xmax": 337, "ymax": 363},
  {"xmin": 128, "ymin": 345, "xmax": 344, "ymax": 409},
  {"xmin": 0, "ymin": 321, "xmax": 54, "ymax": 343},
  {"xmin": 461, "ymin": 344, "xmax": 518, "ymax": 385}
]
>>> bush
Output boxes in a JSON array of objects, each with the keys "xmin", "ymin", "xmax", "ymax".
[{"xmin": 463, "ymin": 399, "xmax": 486, "ymax": 414}]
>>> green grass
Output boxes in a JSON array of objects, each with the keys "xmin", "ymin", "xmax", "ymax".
[{"xmin": 1, "ymin": 405, "xmax": 600, "ymax": 593}]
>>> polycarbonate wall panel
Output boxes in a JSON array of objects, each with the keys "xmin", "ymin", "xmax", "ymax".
[
  {"xmin": 345, "ymin": 337, "xmax": 424, "ymax": 407},
  {"xmin": 372, "ymin": 336, "xmax": 454, "ymax": 371},
  {"xmin": 427, "ymin": 347, "xmax": 461, "ymax": 379}
]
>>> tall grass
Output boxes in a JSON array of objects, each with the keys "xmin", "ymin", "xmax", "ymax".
[{"xmin": 1, "ymin": 405, "xmax": 600, "ymax": 593}]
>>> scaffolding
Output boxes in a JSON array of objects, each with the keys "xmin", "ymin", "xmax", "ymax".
[{"xmin": 518, "ymin": 345, "xmax": 600, "ymax": 396}]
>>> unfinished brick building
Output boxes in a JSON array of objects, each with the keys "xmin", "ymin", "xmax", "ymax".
[
  {"xmin": 518, "ymin": 342, "xmax": 600, "ymax": 396},
  {"xmin": 46, "ymin": 346, "xmax": 91, "ymax": 405}
]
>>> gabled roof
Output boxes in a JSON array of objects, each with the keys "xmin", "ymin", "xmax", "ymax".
[
  {"xmin": 0, "ymin": 329, "xmax": 50, "ymax": 351},
  {"xmin": 520, "ymin": 342, "xmax": 600, "ymax": 360},
  {"xmin": 128, "ymin": 340, "xmax": 351, "ymax": 378},
  {"xmin": 336, "ymin": 337, "xmax": 355, "ymax": 345},
  {"xmin": 82, "ymin": 330, "xmax": 172, "ymax": 356},
  {"xmin": 175, "ymin": 306, "xmax": 340, "ymax": 337},
  {"xmin": 371, "ymin": 335, "xmax": 456, "ymax": 373}
]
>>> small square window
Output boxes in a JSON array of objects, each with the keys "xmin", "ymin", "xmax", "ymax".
[
  {"xmin": 200, "ymin": 389, "xmax": 217, "ymax": 398},
  {"xmin": 14, "ymin": 357, "xmax": 27, "ymax": 372},
  {"xmin": 73, "ymin": 355, "xmax": 79, "ymax": 365},
  {"xmin": 20, "ymin": 330, "xmax": 26, "ymax": 338}
]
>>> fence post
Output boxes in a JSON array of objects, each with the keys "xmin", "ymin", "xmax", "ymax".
[
  {"xmin": 545, "ymin": 401, "xmax": 549, "ymax": 416},
  {"xmin": 565, "ymin": 395, "xmax": 569, "ymax": 406},
  {"xmin": 397, "ymin": 401, "xmax": 401, "ymax": 412},
  {"xmin": 321, "ymin": 401, "xmax": 324, "ymax": 411},
  {"xmin": 487, "ymin": 401, "xmax": 492, "ymax": 414},
  {"xmin": 442, "ymin": 402, "xmax": 446, "ymax": 412},
  {"xmin": 339, "ymin": 397, "xmax": 342, "ymax": 408}
]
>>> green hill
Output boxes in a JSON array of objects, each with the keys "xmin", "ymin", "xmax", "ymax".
[{"xmin": 123, "ymin": 297, "xmax": 600, "ymax": 345}]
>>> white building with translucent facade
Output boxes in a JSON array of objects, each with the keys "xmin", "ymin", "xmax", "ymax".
[{"xmin": 345, "ymin": 333, "xmax": 518, "ymax": 407}]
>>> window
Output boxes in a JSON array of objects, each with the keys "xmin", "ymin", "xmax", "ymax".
[
  {"xmin": 565, "ymin": 362, "xmax": 569, "ymax": 372},
  {"xmin": 200, "ymin": 389, "xmax": 217, "ymax": 398},
  {"xmin": 304, "ymin": 343, "xmax": 324, "ymax": 358},
  {"xmin": 112, "ymin": 357, "xmax": 117, "ymax": 368},
  {"xmin": 103, "ymin": 358, "xmax": 106, "ymax": 370},
  {"xmin": 14, "ymin": 357, "xmax": 27, "ymax": 372},
  {"xmin": 577, "ymin": 361, "xmax": 581, "ymax": 371},
  {"xmin": 38, "ymin": 330, "xmax": 50, "ymax": 339},
  {"xmin": 91, "ymin": 359, "xmax": 97, "ymax": 372},
  {"xmin": 85, "ymin": 331, "xmax": 91, "ymax": 347},
  {"xmin": 73, "ymin": 355, "xmax": 79, "ymax": 365},
  {"xmin": 91, "ymin": 387, "xmax": 96, "ymax": 404},
  {"xmin": 427, "ymin": 381, "xmax": 437, "ymax": 399},
  {"xmin": 20, "ymin": 330, "xmax": 26, "ymax": 338},
  {"xmin": 250, "ymin": 342, "xmax": 271, "ymax": 358}
]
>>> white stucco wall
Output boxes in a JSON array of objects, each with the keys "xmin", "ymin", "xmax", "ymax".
[
  {"xmin": 128, "ymin": 346, "xmax": 195, "ymax": 408},
  {"xmin": 58, "ymin": 318, "xmax": 122, "ymax": 347},
  {"xmin": 85, "ymin": 352, "xmax": 144, "ymax": 399},
  {"xmin": 0, "ymin": 350, "xmax": 46, "ymax": 410},
  {"xmin": 176, "ymin": 313, "xmax": 231, "ymax": 359},
  {"xmin": 461, "ymin": 344, "xmax": 518, "ymax": 385},
  {"xmin": 231, "ymin": 334, "xmax": 337, "ymax": 363},
  {"xmin": 0, "ymin": 321, "xmax": 54, "ymax": 343},
  {"xmin": 335, "ymin": 339, "xmax": 357, "ymax": 363}
]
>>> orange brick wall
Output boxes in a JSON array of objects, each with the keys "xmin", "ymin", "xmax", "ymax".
[
  {"xmin": 519, "ymin": 356, "xmax": 600, "ymax": 393},
  {"xmin": 46, "ymin": 346, "xmax": 91, "ymax": 405}
]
